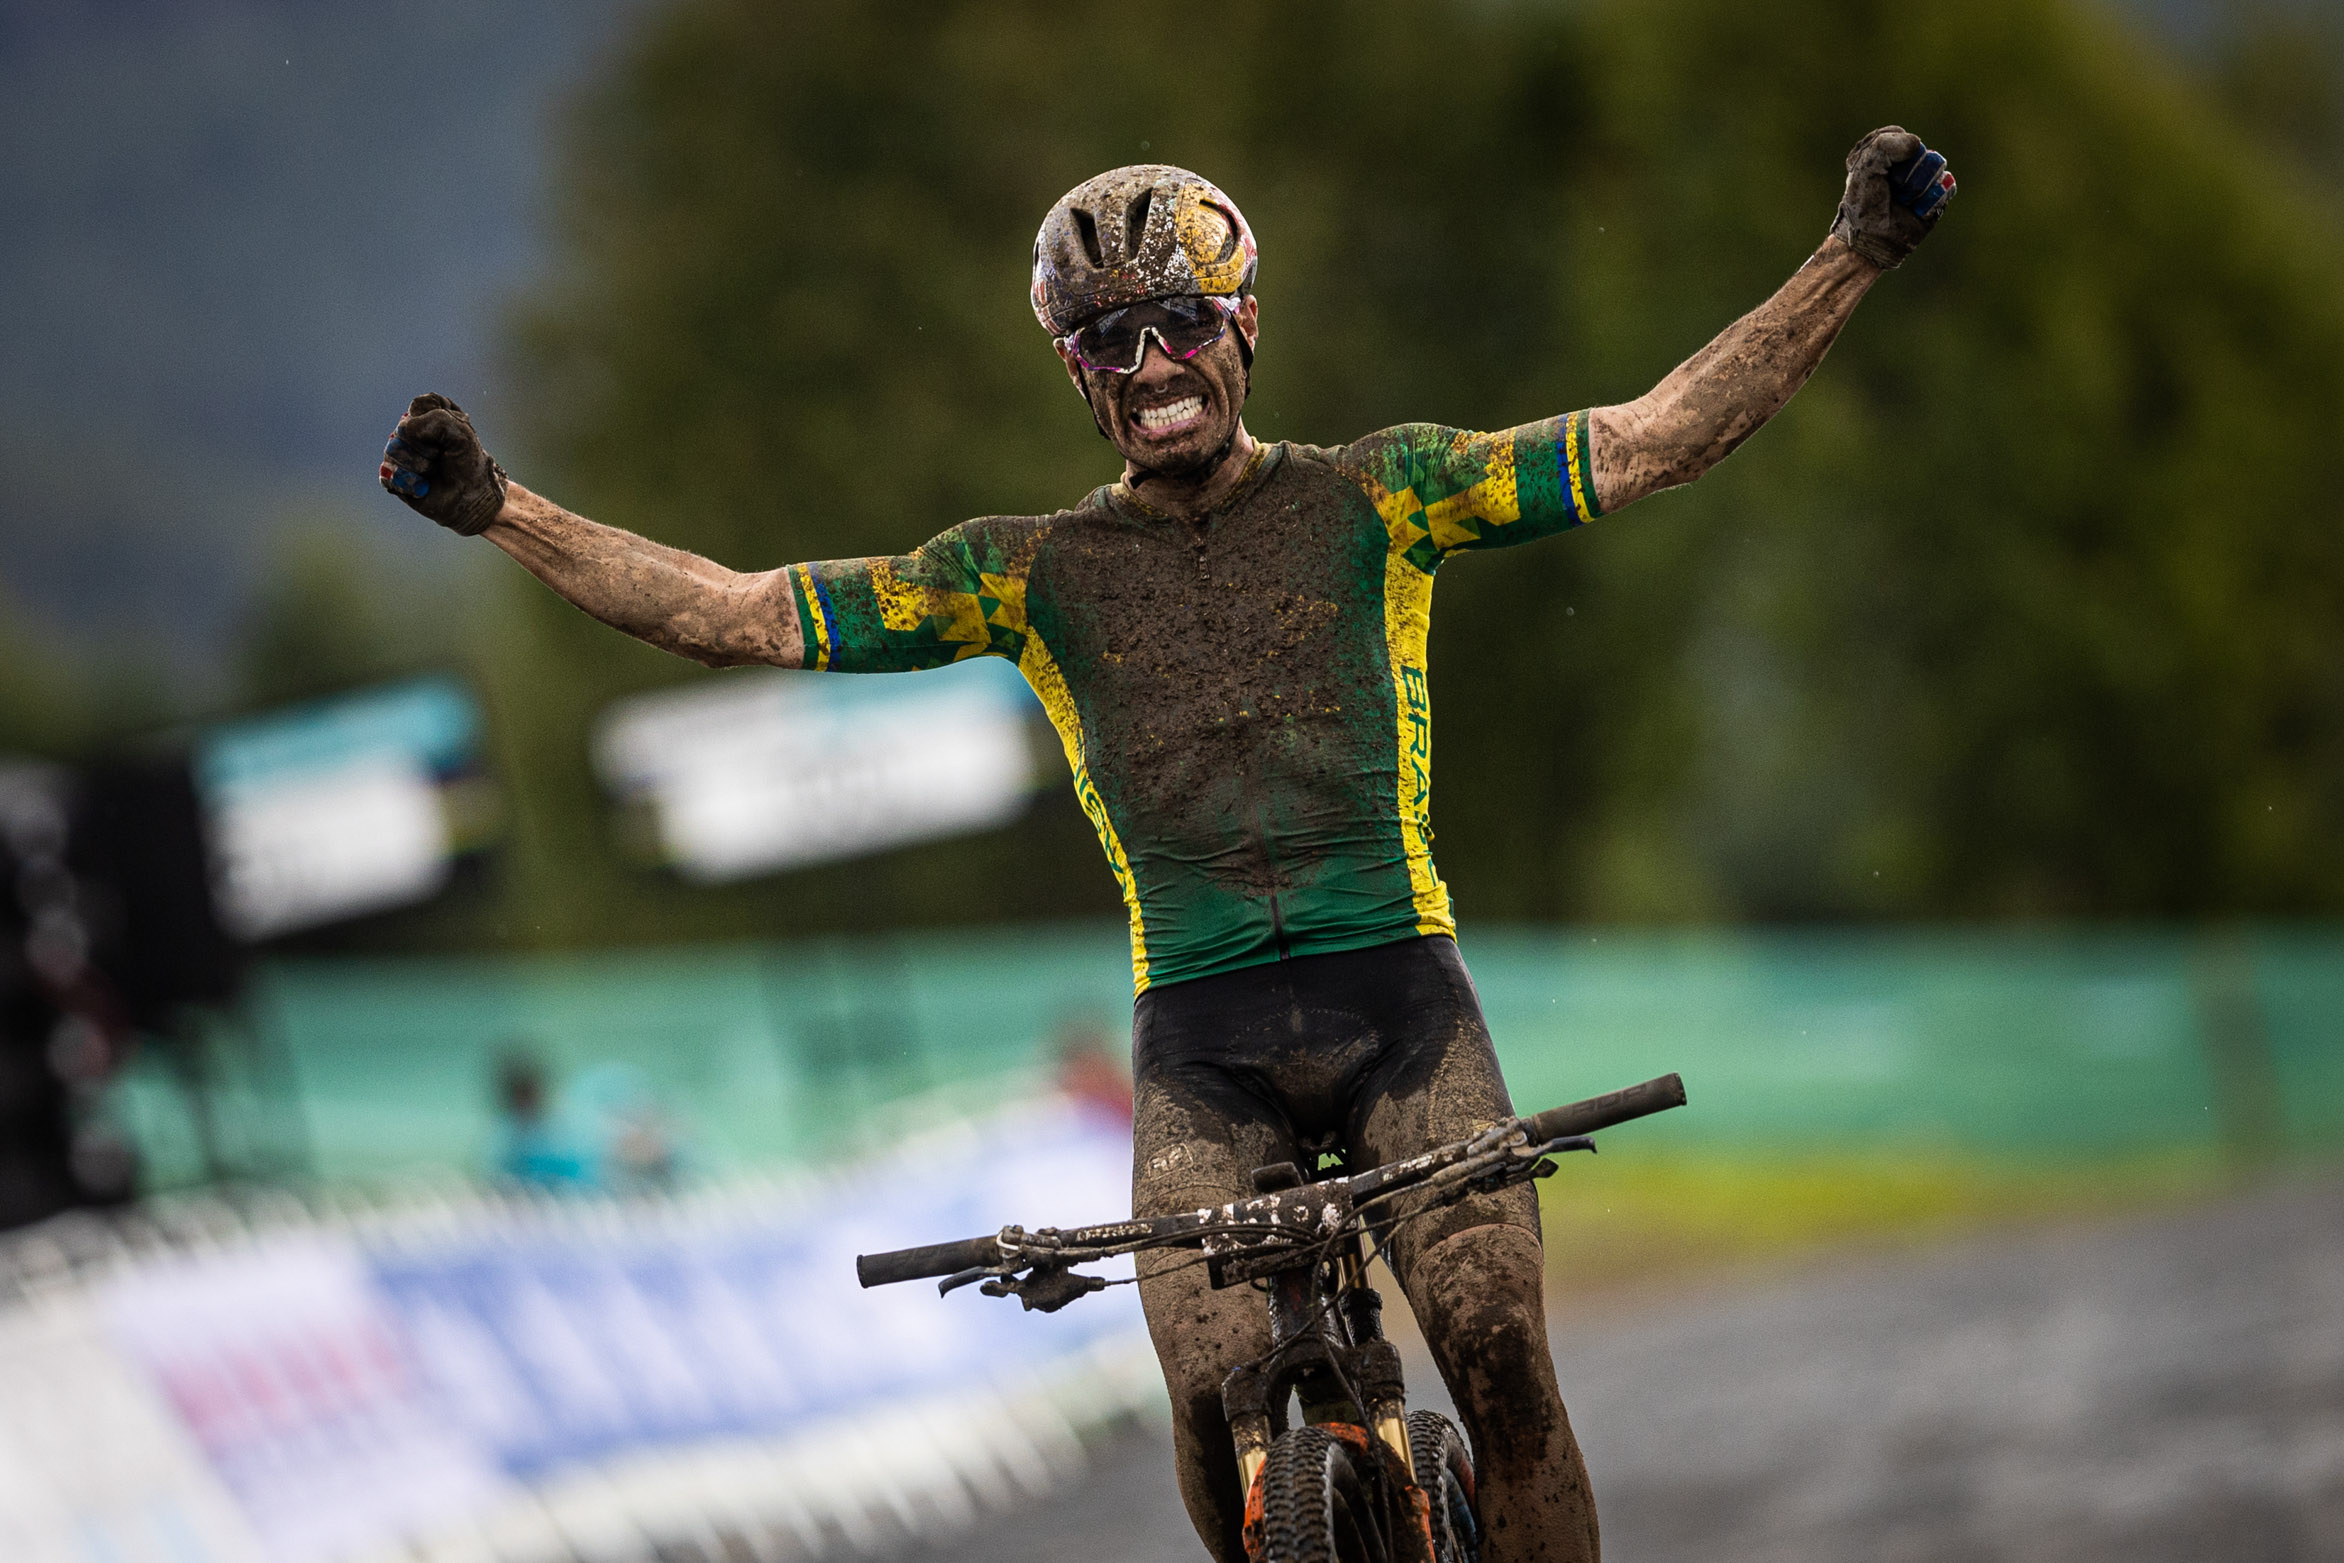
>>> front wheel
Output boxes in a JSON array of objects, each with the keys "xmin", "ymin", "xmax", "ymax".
[
  {"xmin": 1249, "ymin": 1426, "xmax": 1390, "ymax": 1563},
  {"xmin": 1406, "ymin": 1411, "xmax": 1479, "ymax": 1563}
]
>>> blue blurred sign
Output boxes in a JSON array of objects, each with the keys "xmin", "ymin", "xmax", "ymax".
[{"xmin": 367, "ymin": 1104, "xmax": 1136, "ymax": 1476}]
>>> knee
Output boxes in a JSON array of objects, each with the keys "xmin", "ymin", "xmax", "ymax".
[
  {"xmin": 1140, "ymin": 1271, "xmax": 1271, "ymax": 1429},
  {"xmin": 1407, "ymin": 1224, "xmax": 1553, "ymax": 1378}
]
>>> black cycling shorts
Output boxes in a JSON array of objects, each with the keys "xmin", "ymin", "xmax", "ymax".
[{"xmin": 1129, "ymin": 933, "xmax": 1538, "ymax": 1285}]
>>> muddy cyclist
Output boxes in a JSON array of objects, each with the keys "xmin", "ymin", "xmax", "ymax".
[{"xmin": 380, "ymin": 128, "xmax": 1955, "ymax": 1563}]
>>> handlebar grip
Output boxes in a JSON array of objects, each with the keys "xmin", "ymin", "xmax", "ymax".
[
  {"xmin": 1523, "ymin": 1073, "xmax": 1687, "ymax": 1144},
  {"xmin": 856, "ymin": 1233, "xmax": 1002, "ymax": 1288}
]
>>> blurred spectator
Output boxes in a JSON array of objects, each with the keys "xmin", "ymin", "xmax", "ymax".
[
  {"xmin": 1054, "ymin": 1015, "xmax": 1132, "ymax": 1127},
  {"xmin": 491, "ymin": 1048, "xmax": 587, "ymax": 1189},
  {"xmin": 565, "ymin": 1062, "xmax": 683, "ymax": 1192}
]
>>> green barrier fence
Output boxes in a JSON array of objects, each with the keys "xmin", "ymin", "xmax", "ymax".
[{"xmin": 112, "ymin": 925, "xmax": 2342, "ymax": 1186}]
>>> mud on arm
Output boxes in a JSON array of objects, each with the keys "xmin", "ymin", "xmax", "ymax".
[
  {"xmin": 1587, "ymin": 235, "xmax": 1881, "ymax": 515},
  {"xmin": 485, "ymin": 482, "xmax": 806, "ymax": 669}
]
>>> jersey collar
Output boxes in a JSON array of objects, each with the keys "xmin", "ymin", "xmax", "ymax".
[{"xmin": 1103, "ymin": 440, "xmax": 1281, "ymax": 522}]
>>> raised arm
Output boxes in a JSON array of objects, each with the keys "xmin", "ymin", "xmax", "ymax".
[
  {"xmin": 378, "ymin": 394, "xmax": 803, "ymax": 668},
  {"xmin": 484, "ymin": 483, "xmax": 803, "ymax": 668},
  {"xmin": 1589, "ymin": 127, "xmax": 1956, "ymax": 515}
]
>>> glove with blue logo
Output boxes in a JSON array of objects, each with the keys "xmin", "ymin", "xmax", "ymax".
[
  {"xmin": 378, "ymin": 393, "xmax": 509, "ymax": 536},
  {"xmin": 1831, "ymin": 126, "xmax": 1957, "ymax": 270}
]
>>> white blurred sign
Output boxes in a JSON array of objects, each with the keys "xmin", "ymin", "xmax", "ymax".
[
  {"xmin": 594, "ymin": 663, "xmax": 1041, "ymax": 882},
  {"xmin": 0, "ymin": 1294, "xmax": 266, "ymax": 1563},
  {"xmin": 206, "ymin": 758, "xmax": 449, "ymax": 941},
  {"xmin": 195, "ymin": 680, "xmax": 482, "ymax": 940}
]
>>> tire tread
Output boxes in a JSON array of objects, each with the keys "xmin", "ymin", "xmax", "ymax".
[
  {"xmin": 1255, "ymin": 1425, "xmax": 1385, "ymax": 1563},
  {"xmin": 1405, "ymin": 1410, "xmax": 1478, "ymax": 1563}
]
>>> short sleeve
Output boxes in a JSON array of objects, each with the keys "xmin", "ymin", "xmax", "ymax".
[
  {"xmin": 790, "ymin": 518, "xmax": 1036, "ymax": 672},
  {"xmin": 1341, "ymin": 411, "xmax": 1602, "ymax": 572}
]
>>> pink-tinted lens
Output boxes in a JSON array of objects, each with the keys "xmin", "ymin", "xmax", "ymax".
[{"xmin": 1065, "ymin": 296, "xmax": 1233, "ymax": 374}]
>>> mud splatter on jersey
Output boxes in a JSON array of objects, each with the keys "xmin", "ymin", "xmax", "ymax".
[{"xmin": 790, "ymin": 413, "xmax": 1601, "ymax": 992}]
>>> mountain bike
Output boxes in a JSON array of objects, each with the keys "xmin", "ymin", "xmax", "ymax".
[{"xmin": 856, "ymin": 1071, "xmax": 1688, "ymax": 1563}]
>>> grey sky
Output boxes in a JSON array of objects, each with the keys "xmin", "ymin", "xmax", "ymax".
[{"xmin": 0, "ymin": 0, "xmax": 640, "ymax": 676}]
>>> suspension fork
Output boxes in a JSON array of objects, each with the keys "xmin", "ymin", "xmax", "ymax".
[
  {"xmin": 1336, "ymin": 1236, "xmax": 1412, "ymax": 1467},
  {"xmin": 1222, "ymin": 1235, "xmax": 1414, "ymax": 1497},
  {"xmin": 1222, "ymin": 1263, "xmax": 1322, "ymax": 1499}
]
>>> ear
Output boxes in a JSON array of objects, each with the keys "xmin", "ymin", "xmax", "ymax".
[
  {"xmin": 1054, "ymin": 338, "xmax": 1094, "ymax": 403},
  {"xmin": 1056, "ymin": 337, "xmax": 1111, "ymax": 436},
  {"xmin": 1228, "ymin": 294, "xmax": 1261, "ymax": 380}
]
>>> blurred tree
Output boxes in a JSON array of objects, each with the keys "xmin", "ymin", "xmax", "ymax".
[
  {"xmin": 0, "ymin": 619, "xmax": 91, "ymax": 760},
  {"xmin": 0, "ymin": 583, "xmax": 162, "ymax": 761},
  {"xmin": 232, "ymin": 527, "xmax": 422, "ymax": 710},
  {"xmin": 495, "ymin": 0, "xmax": 2344, "ymax": 942},
  {"xmin": 2211, "ymin": 2, "xmax": 2344, "ymax": 186}
]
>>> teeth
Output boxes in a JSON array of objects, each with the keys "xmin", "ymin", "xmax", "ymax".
[{"xmin": 1136, "ymin": 395, "xmax": 1204, "ymax": 432}]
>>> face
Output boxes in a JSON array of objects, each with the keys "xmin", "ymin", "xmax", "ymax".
[{"xmin": 1058, "ymin": 296, "xmax": 1259, "ymax": 477}]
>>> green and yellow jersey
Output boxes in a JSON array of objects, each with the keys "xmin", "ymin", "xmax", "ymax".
[{"xmin": 789, "ymin": 413, "xmax": 1602, "ymax": 993}]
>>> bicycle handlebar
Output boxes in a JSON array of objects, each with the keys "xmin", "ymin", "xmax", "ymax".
[
  {"xmin": 1522, "ymin": 1072, "xmax": 1686, "ymax": 1144},
  {"xmin": 854, "ymin": 1072, "xmax": 1687, "ymax": 1290},
  {"xmin": 855, "ymin": 1233, "xmax": 1000, "ymax": 1288}
]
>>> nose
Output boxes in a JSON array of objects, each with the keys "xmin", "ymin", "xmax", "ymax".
[{"xmin": 1130, "ymin": 330, "xmax": 1185, "ymax": 386}]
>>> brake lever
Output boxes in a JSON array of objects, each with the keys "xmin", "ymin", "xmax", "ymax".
[
  {"xmin": 938, "ymin": 1265, "xmax": 999, "ymax": 1297},
  {"xmin": 1466, "ymin": 1133, "xmax": 1596, "ymax": 1194},
  {"xmin": 980, "ymin": 1263, "xmax": 1108, "ymax": 1313}
]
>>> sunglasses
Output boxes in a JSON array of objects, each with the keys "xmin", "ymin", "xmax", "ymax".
[{"xmin": 1059, "ymin": 294, "xmax": 1240, "ymax": 375}]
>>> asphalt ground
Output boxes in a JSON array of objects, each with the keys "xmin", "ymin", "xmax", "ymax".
[{"xmin": 875, "ymin": 1173, "xmax": 2344, "ymax": 1562}]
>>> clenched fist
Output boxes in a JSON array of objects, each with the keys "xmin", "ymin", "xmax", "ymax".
[
  {"xmin": 1831, "ymin": 127, "xmax": 1956, "ymax": 270},
  {"xmin": 379, "ymin": 393, "xmax": 509, "ymax": 536}
]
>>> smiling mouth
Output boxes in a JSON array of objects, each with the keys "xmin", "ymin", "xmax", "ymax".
[{"xmin": 1131, "ymin": 393, "xmax": 1207, "ymax": 438}]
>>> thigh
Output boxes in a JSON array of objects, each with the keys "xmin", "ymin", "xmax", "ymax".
[
  {"xmin": 1129, "ymin": 990, "xmax": 1299, "ymax": 1370},
  {"xmin": 1131, "ymin": 1050, "xmax": 1294, "ymax": 1222},
  {"xmin": 1129, "ymin": 1056, "xmax": 1287, "ymax": 1371},
  {"xmin": 1130, "ymin": 1033, "xmax": 1289, "ymax": 1485},
  {"xmin": 1344, "ymin": 938, "xmax": 1541, "ymax": 1289}
]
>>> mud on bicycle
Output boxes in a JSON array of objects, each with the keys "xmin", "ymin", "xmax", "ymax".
[{"xmin": 857, "ymin": 1072, "xmax": 1687, "ymax": 1563}]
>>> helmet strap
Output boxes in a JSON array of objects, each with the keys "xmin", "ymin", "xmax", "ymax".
[
  {"xmin": 1233, "ymin": 291, "xmax": 1255, "ymax": 397},
  {"xmin": 1078, "ymin": 378, "xmax": 1114, "ymax": 442}
]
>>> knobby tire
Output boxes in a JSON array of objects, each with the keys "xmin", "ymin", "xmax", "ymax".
[
  {"xmin": 1406, "ymin": 1410, "xmax": 1479, "ymax": 1563},
  {"xmin": 1254, "ymin": 1426, "xmax": 1389, "ymax": 1563}
]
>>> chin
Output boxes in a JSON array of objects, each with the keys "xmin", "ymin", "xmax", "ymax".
[
  {"xmin": 1121, "ymin": 418, "xmax": 1231, "ymax": 475},
  {"xmin": 1125, "ymin": 442, "xmax": 1213, "ymax": 477}
]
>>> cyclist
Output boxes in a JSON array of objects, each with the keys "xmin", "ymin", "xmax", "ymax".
[{"xmin": 381, "ymin": 129, "xmax": 1953, "ymax": 1563}]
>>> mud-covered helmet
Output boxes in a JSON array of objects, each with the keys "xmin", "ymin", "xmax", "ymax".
[{"xmin": 1031, "ymin": 165, "xmax": 1257, "ymax": 337}]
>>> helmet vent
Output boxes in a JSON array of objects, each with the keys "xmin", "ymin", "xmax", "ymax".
[
  {"xmin": 1201, "ymin": 203, "xmax": 1237, "ymax": 263},
  {"xmin": 1125, "ymin": 189, "xmax": 1153, "ymax": 260},
  {"xmin": 1032, "ymin": 166, "xmax": 1256, "ymax": 337},
  {"xmin": 1071, "ymin": 207, "xmax": 1105, "ymax": 268}
]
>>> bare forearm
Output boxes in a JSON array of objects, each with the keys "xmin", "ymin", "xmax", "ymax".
[
  {"xmin": 1590, "ymin": 236, "xmax": 1881, "ymax": 512},
  {"xmin": 482, "ymin": 484, "xmax": 804, "ymax": 668}
]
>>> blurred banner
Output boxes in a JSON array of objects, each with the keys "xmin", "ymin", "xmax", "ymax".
[
  {"xmin": 102, "ymin": 1238, "xmax": 513, "ymax": 1563},
  {"xmin": 0, "ymin": 1291, "xmax": 265, "ymax": 1563},
  {"xmin": 593, "ymin": 663, "xmax": 1042, "ymax": 882},
  {"xmin": 195, "ymin": 679, "xmax": 491, "ymax": 941},
  {"xmin": 0, "ymin": 1099, "xmax": 1147, "ymax": 1563}
]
